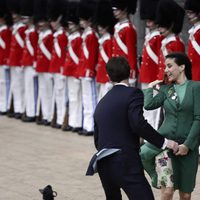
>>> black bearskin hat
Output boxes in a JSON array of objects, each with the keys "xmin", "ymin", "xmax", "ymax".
[
  {"xmin": 94, "ymin": 0, "xmax": 115, "ymax": 33},
  {"xmin": 156, "ymin": 0, "xmax": 185, "ymax": 34},
  {"xmin": 184, "ymin": 0, "xmax": 200, "ymax": 14},
  {"xmin": 111, "ymin": 0, "xmax": 138, "ymax": 15},
  {"xmin": 78, "ymin": 0, "xmax": 97, "ymax": 21},
  {"xmin": 140, "ymin": 0, "xmax": 160, "ymax": 20},
  {"xmin": 33, "ymin": 0, "xmax": 49, "ymax": 23}
]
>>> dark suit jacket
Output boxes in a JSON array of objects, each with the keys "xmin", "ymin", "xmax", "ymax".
[{"xmin": 94, "ymin": 84, "xmax": 165, "ymax": 152}]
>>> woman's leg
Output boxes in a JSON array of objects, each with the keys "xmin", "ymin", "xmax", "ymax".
[
  {"xmin": 140, "ymin": 143, "xmax": 161, "ymax": 188},
  {"xmin": 160, "ymin": 187, "xmax": 174, "ymax": 200},
  {"xmin": 179, "ymin": 191, "xmax": 191, "ymax": 200}
]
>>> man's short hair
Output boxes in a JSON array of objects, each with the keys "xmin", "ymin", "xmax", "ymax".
[{"xmin": 106, "ymin": 56, "xmax": 130, "ymax": 83}]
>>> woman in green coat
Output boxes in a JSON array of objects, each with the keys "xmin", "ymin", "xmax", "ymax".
[{"xmin": 140, "ymin": 52, "xmax": 200, "ymax": 200}]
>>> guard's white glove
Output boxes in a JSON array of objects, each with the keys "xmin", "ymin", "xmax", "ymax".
[
  {"xmin": 129, "ymin": 78, "xmax": 137, "ymax": 87},
  {"xmin": 48, "ymin": 73, "xmax": 53, "ymax": 79},
  {"xmin": 33, "ymin": 61, "xmax": 36, "ymax": 69},
  {"xmin": 74, "ymin": 78, "xmax": 81, "ymax": 83},
  {"xmin": 15, "ymin": 67, "xmax": 23, "ymax": 73},
  {"xmin": 60, "ymin": 74, "xmax": 66, "ymax": 81},
  {"xmin": 32, "ymin": 70, "xmax": 38, "ymax": 77},
  {"xmin": 84, "ymin": 77, "xmax": 93, "ymax": 81},
  {"xmin": 105, "ymin": 82, "xmax": 113, "ymax": 91},
  {"xmin": 3, "ymin": 65, "xmax": 9, "ymax": 69}
]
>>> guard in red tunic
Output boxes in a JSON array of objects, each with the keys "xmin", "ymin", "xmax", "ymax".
[
  {"xmin": 0, "ymin": 0, "xmax": 12, "ymax": 114},
  {"xmin": 144, "ymin": 0, "xmax": 185, "ymax": 130},
  {"xmin": 111, "ymin": 0, "xmax": 138, "ymax": 86},
  {"xmin": 139, "ymin": 0, "xmax": 163, "ymax": 129},
  {"xmin": 20, "ymin": 0, "xmax": 38, "ymax": 122},
  {"xmin": 150, "ymin": 0, "xmax": 185, "ymax": 130},
  {"xmin": 7, "ymin": 0, "xmax": 27, "ymax": 119},
  {"xmin": 156, "ymin": 0, "xmax": 185, "ymax": 81},
  {"xmin": 77, "ymin": 0, "xmax": 99, "ymax": 136},
  {"xmin": 95, "ymin": 0, "xmax": 115, "ymax": 102},
  {"xmin": 34, "ymin": 0, "xmax": 53, "ymax": 126},
  {"xmin": 184, "ymin": 0, "xmax": 200, "ymax": 81},
  {"xmin": 139, "ymin": 0, "xmax": 162, "ymax": 87},
  {"xmin": 48, "ymin": 0, "xmax": 68, "ymax": 129},
  {"xmin": 63, "ymin": 2, "xmax": 83, "ymax": 133}
]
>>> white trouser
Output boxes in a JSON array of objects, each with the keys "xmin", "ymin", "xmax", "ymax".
[
  {"xmin": 141, "ymin": 83, "xmax": 161, "ymax": 130},
  {"xmin": 0, "ymin": 66, "xmax": 10, "ymax": 112},
  {"xmin": 67, "ymin": 76, "xmax": 82, "ymax": 128},
  {"xmin": 37, "ymin": 73, "xmax": 53, "ymax": 122},
  {"xmin": 81, "ymin": 77, "xmax": 97, "ymax": 132},
  {"xmin": 8, "ymin": 67, "xmax": 24, "ymax": 113},
  {"xmin": 24, "ymin": 66, "xmax": 38, "ymax": 117},
  {"xmin": 97, "ymin": 82, "xmax": 113, "ymax": 102},
  {"xmin": 51, "ymin": 73, "xmax": 68, "ymax": 125}
]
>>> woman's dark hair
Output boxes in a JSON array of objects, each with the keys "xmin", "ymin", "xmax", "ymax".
[
  {"xmin": 106, "ymin": 56, "xmax": 130, "ymax": 82},
  {"xmin": 165, "ymin": 52, "xmax": 192, "ymax": 80}
]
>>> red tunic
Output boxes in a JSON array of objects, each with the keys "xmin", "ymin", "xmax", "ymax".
[
  {"xmin": 112, "ymin": 19, "xmax": 137, "ymax": 78},
  {"xmin": 63, "ymin": 31, "xmax": 82, "ymax": 78},
  {"xmin": 188, "ymin": 23, "xmax": 200, "ymax": 81},
  {"xmin": 139, "ymin": 30, "xmax": 162, "ymax": 83},
  {"xmin": 0, "ymin": 25, "xmax": 11, "ymax": 65},
  {"xmin": 157, "ymin": 34, "xmax": 185, "ymax": 80},
  {"xmin": 36, "ymin": 29, "xmax": 53, "ymax": 73},
  {"xmin": 78, "ymin": 27, "xmax": 99, "ymax": 78},
  {"xmin": 7, "ymin": 22, "xmax": 27, "ymax": 67},
  {"xmin": 96, "ymin": 33, "xmax": 112, "ymax": 83},
  {"xmin": 21, "ymin": 26, "xmax": 38, "ymax": 67},
  {"xmin": 49, "ymin": 28, "xmax": 68, "ymax": 73}
]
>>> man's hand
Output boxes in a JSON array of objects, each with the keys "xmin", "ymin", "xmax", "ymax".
[
  {"xmin": 175, "ymin": 144, "xmax": 189, "ymax": 156},
  {"xmin": 166, "ymin": 139, "xmax": 179, "ymax": 154}
]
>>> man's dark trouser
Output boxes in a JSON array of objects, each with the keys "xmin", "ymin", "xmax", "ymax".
[{"xmin": 97, "ymin": 151, "xmax": 155, "ymax": 200}]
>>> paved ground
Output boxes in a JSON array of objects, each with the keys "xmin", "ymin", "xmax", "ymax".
[{"xmin": 0, "ymin": 116, "xmax": 200, "ymax": 200}]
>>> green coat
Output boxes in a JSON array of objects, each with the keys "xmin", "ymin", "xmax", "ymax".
[{"xmin": 140, "ymin": 80, "xmax": 200, "ymax": 192}]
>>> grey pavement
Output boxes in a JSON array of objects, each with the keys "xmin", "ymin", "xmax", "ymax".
[{"xmin": 0, "ymin": 116, "xmax": 200, "ymax": 200}]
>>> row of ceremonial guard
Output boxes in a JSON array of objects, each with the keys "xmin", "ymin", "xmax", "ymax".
[
  {"xmin": 0, "ymin": 0, "xmax": 200, "ymax": 136},
  {"xmin": 0, "ymin": 0, "xmax": 111, "ymax": 136}
]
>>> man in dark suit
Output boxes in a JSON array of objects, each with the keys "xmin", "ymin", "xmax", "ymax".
[{"xmin": 86, "ymin": 56, "xmax": 178, "ymax": 200}]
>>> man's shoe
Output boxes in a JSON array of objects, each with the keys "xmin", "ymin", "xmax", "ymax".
[
  {"xmin": 83, "ymin": 131, "xmax": 94, "ymax": 136},
  {"xmin": 14, "ymin": 113, "xmax": 22, "ymax": 119},
  {"xmin": 78, "ymin": 129, "xmax": 93, "ymax": 136},
  {"xmin": 62, "ymin": 125, "xmax": 73, "ymax": 131},
  {"xmin": 0, "ymin": 111, "xmax": 7, "ymax": 115},
  {"xmin": 78, "ymin": 129, "xmax": 87, "ymax": 135},
  {"xmin": 22, "ymin": 116, "xmax": 36, "ymax": 122},
  {"xmin": 43, "ymin": 120, "xmax": 51, "ymax": 126},
  {"xmin": 54, "ymin": 124, "xmax": 61, "ymax": 129},
  {"xmin": 71, "ymin": 127, "xmax": 82, "ymax": 132},
  {"xmin": 7, "ymin": 112, "xmax": 15, "ymax": 118},
  {"xmin": 7, "ymin": 109, "xmax": 15, "ymax": 118},
  {"xmin": 36, "ymin": 118, "xmax": 44, "ymax": 125}
]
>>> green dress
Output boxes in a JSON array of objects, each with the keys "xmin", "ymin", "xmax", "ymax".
[{"xmin": 140, "ymin": 80, "xmax": 200, "ymax": 192}]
